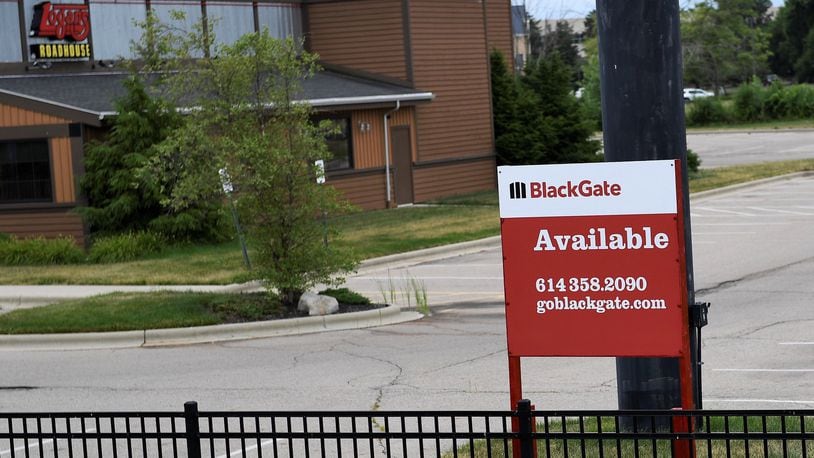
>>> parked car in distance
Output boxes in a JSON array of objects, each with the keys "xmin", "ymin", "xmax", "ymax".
[{"xmin": 683, "ymin": 88, "xmax": 714, "ymax": 101}]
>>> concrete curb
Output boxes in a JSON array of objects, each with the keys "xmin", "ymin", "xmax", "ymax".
[
  {"xmin": 0, "ymin": 304, "xmax": 423, "ymax": 351},
  {"xmin": 0, "ymin": 285, "xmax": 233, "ymax": 306},
  {"xmin": 355, "ymin": 236, "xmax": 502, "ymax": 274},
  {"xmin": 687, "ymin": 128, "xmax": 814, "ymax": 135}
]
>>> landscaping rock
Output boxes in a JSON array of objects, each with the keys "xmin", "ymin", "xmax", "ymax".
[{"xmin": 297, "ymin": 293, "xmax": 339, "ymax": 316}]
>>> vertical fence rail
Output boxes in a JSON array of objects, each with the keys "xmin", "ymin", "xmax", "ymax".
[
  {"xmin": 183, "ymin": 402, "xmax": 200, "ymax": 458},
  {"xmin": 516, "ymin": 400, "xmax": 534, "ymax": 458}
]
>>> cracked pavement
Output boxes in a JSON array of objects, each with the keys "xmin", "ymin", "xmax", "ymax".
[{"xmin": 1, "ymin": 175, "xmax": 813, "ymax": 412}]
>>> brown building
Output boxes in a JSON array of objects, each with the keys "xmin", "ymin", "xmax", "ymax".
[{"xmin": 0, "ymin": 0, "xmax": 512, "ymax": 244}]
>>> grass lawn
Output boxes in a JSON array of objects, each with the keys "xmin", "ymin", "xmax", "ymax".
[
  {"xmin": 689, "ymin": 159, "xmax": 814, "ymax": 193},
  {"xmin": 0, "ymin": 289, "xmax": 374, "ymax": 334},
  {"xmin": 687, "ymin": 118, "xmax": 814, "ymax": 131},
  {"xmin": 0, "ymin": 159, "xmax": 812, "ymax": 286},
  {"xmin": 0, "ymin": 204, "xmax": 499, "ymax": 285},
  {"xmin": 448, "ymin": 415, "xmax": 814, "ymax": 457}
]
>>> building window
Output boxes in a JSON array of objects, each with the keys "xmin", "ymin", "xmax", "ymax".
[
  {"xmin": 0, "ymin": 140, "xmax": 52, "ymax": 203},
  {"xmin": 322, "ymin": 117, "xmax": 353, "ymax": 171}
]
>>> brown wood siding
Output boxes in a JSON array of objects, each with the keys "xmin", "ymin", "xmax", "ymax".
[
  {"xmin": 485, "ymin": 0, "xmax": 513, "ymax": 59},
  {"xmin": 351, "ymin": 107, "xmax": 416, "ymax": 169},
  {"xmin": 413, "ymin": 157, "xmax": 496, "ymax": 202},
  {"xmin": 0, "ymin": 103, "xmax": 68, "ymax": 127},
  {"xmin": 327, "ymin": 172, "xmax": 388, "ymax": 211},
  {"xmin": 0, "ymin": 208, "xmax": 85, "ymax": 246},
  {"xmin": 50, "ymin": 137, "xmax": 76, "ymax": 204},
  {"xmin": 409, "ymin": 1, "xmax": 495, "ymax": 162},
  {"xmin": 351, "ymin": 110, "xmax": 385, "ymax": 169},
  {"xmin": 307, "ymin": 0, "xmax": 408, "ymax": 81}
]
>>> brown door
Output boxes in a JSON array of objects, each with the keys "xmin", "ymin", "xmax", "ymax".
[{"xmin": 391, "ymin": 126, "xmax": 414, "ymax": 205}]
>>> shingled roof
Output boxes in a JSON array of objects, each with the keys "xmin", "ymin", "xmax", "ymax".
[{"xmin": 0, "ymin": 69, "xmax": 433, "ymax": 126}]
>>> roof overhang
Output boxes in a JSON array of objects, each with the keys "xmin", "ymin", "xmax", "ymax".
[
  {"xmin": 308, "ymin": 92, "xmax": 434, "ymax": 109},
  {"xmin": 0, "ymin": 70, "xmax": 434, "ymax": 125},
  {"xmin": 0, "ymin": 88, "xmax": 105, "ymax": 127}
]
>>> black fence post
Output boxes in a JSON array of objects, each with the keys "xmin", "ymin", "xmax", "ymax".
[
  {"xmin": 516, "ymin": 399, "xmax": 534, "ymax": 458},
  {"xmin": 184, "ymin": 402, "xmax": 202, "ymax": 458}
]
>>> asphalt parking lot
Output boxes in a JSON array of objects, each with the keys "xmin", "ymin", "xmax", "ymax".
[{"xmin": 0, "ymin": 174, "xmax": 812, "ymax": 413}]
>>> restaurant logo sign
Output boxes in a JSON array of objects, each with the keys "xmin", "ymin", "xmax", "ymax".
[{"xmin": 29, "ymin": 2, "xmax": 91, "ymax": 61}]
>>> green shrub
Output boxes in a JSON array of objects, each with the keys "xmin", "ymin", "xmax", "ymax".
[
  {"xmin": 0, "ymin": 236, "xmax": 84, "ymax": 265},
  {"xmin": 785, "ymin": 84, "xmax": 814, "ymax": 118},
  {"xmin": 733, "ymin": 78, "xmax": 766, "ymax": 122},
  {"xmin": 686, "ymin": 149, "xmax": 702, "ymax": 174},
  {"xmin": 320, "ymin": 288, "xmax": 371, "ymax": 305},
  {"xmin": 686, "ymin": 97, "xmax": 730, "ymax": 126},
  {"xmin": 749, "ymin": 83, "xmax": 814, "ymax": 120},
  {"xmin": 210, "ymin": 292, "xmax": 279, "ymax": 321},
  {"xmin": 764, "ymin": 82, "xmax": 792, "ymax": 119},
  {"xmin": 88, "ymin": 231, "xmax": 166, "ymax": 263}
]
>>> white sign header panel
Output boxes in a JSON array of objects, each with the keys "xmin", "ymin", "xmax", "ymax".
[{"xmin": 498, "ymin": 160, "xmax": 678, "ymax": 218}]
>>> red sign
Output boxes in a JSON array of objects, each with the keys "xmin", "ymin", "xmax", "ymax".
[
  {"xmin": 498, "ymin": 160, "xmax": 687, "ymax": 358},
  {"xmin": 31, "ymin": 2, "xmax": 90, "ymax": 41}
]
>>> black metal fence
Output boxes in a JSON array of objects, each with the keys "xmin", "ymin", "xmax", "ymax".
[{"xmin": 1, "ymin": 401, "xmax": 812, "ymax": 457}]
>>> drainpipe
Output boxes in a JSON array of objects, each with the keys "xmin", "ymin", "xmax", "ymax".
[{"xmin": 383, "ymin": 100, "xmax": 401, "ymax": 207}]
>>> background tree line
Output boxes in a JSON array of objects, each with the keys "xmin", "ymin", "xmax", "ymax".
[{"xmin": 492, "ymin": 0, "xmax": 814, "ymax": 156}]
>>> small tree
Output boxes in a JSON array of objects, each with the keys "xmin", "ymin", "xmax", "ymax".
[
  {"xmin": 150, "ymin": 24, "xmax": 358, "ymax": 307},
  {"xmin": 682, "ymin": 0, "xmax": 771, "ymax": 90},
  {"xmin": 490, "ymin": 50, "xmax": 599, "ymax": 166},
  {"xmin": 490, "ymin": 50, "xmax": 537, "ymax": 165},
  {"xmin": 579, "ymin": 12, "xmax": 602, "ymax": 130},
  {"xmin": 521, "ymin": 55, "xmax": 600, "ymax": 164},
  {"xmin": 78, "ymin": 75, "xmax": 227, "ymax": 241},
  {"xmin": 538, "ymin": 20, "xmax": 582, "ymax": 86}
]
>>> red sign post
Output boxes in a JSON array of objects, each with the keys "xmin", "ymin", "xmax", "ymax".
[{"xmin": 498, "ymin": 160, "xmax": 694, "ymax": 414}]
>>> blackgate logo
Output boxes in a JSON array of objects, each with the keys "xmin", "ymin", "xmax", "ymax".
[
  {"xmin": 507, "ymin": 179, "xmax": 622, "ymax": 200},
  {"xmin": 508, "ymin": 181, "xmax": 527, "ymax": 199}
]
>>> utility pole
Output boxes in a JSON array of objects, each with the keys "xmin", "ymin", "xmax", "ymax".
[{"xmin": 597, "ymin": 0, "xmax": 700, "ymax": 419}]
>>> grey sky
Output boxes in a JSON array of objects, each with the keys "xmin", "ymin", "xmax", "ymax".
[{"xmin": 519, "ymin": 0, "xmax": 786, "ymax": 20}]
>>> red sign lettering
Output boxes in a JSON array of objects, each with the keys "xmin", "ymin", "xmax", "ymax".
[{"xmin": 31, "ymin": 2, "xmax": 90, "ymax": 42}]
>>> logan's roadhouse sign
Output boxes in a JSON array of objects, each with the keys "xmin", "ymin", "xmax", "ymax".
[
  {"xmin": 29, "ymin": 1, "xmax": 91, "ymax": 61},
  {"xmin": 498, "ymin": 160, "xmax": 687, "ymax": 358}
]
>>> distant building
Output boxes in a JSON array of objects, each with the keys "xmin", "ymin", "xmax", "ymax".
[
  {"xmin": 511, "ymin": 5, "xmax": 530, "ymax": 71},
  {"xmin": 538, "ymin": 17, "xmax": 588, "ymax": 57},
  {"xmin": 0, "ymin": 0, "xmax": 513, "ymax": 245}
]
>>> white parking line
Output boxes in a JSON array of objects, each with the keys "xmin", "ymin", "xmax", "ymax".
[
  {"xmin": 419, "ymin": 264, "xmax": 502, "ymax": 268},
  {"xmin": 705, "ymin": 398, "xmax": 814, "ymax": 406},
  {"xmin": 712, "ymin": 368, "xmax": 814, "ymax": 372},
  {"xmin": 0, "ymin": 440, "xmax": 55, "ymax": 458},
  {"xmin": 692, "ymin": 222, "xmax": 788, "ymax": 226},
  {"xmin": 216, "ymin": 439, "xmax": 280, "ymax": 458},
  {"xmin": 692, "ymin": 231, "xmax": 756, "ymax": 235},
  {"xmin": 744, "ymin": 206, "xmax": 814, "ymax": 216},
  {"xmin": 693, "ymin": 207, "xmax": 757, "ymax": 216},
  {"xmin": 0, "ymin": 428, "xmax": 97, "ymax": 457},
  {"xmin": 352, "ymin": 276, "xmax": 503, "ymax": 281}
]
